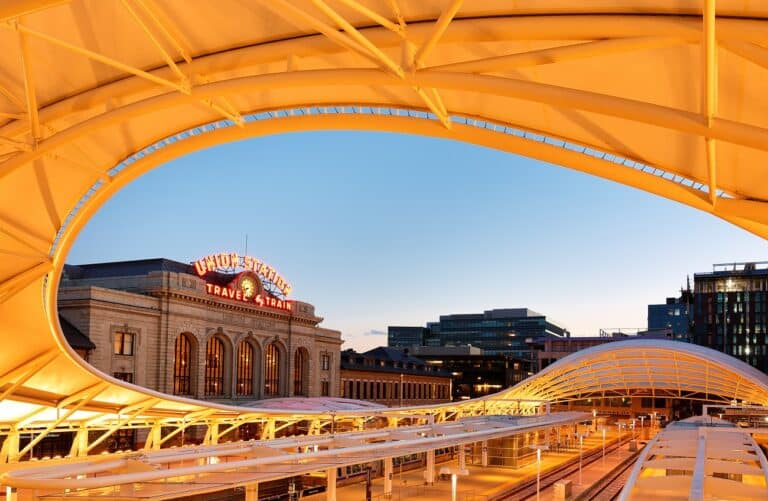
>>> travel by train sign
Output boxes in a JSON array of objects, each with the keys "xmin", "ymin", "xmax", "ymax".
[{"xmin": 193, "ymin": 252, "xmax": 293, "ymax": 312}]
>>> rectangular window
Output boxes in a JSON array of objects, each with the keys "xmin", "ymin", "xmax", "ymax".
[
  {"xmin": 321, "ymin": 381, "xmax": 330, "ymax": 396},
  {"xmin": 113, "ymin": 332, "xmax": 134, "ymax": 356},
  {"xmin": 113, "ymin": 372, "xmax": 134, "ymax": 383},
  {"xmin": 321, "ymin": 354, "xmax": 330, "ymax": 371}
]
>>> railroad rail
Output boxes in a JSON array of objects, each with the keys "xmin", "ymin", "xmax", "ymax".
[
  {"xmin": 492, "ymin": 435, "xmax": 636, "ymax": 501},
  {"xmin": 573, "ymin": 449, "xmax": 641, "ymax": 501}
]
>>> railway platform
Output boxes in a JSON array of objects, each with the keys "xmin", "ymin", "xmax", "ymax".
[{"xmin": 303, "ymin": 429, "xmax": 644, "ymax": 500}]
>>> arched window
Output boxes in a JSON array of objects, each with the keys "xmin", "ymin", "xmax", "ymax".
[
  {"xmin": 293, "ymin": 348, "xmax": 309, "ymax": 396},
  {"xmin": 205, "ymin": 337, "xmax": 225, "ymax": 396},
  {"xmin": 264, "ymin": 343, "xmax": 281, "ymax": 396},
  {"xmin": 173, "ymin": 334, "xmax": 193, "ymax": 395},
  {"xmin": 236, "ymin": 341, "xmax": 254, "ymax": 396}
]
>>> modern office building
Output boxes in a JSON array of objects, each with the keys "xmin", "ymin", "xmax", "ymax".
[
  {"xmin": 58, "ymin": 255, "xmax": 343, "ymax": 403},
  {"xmin": 339, "ymin": 347, "xmax": 452, "ymax": 406},
  {"xmin": 388, "ymin": 308, "xmax": 569, "ymax": 371},
  {"xmin": 693, "ymin": 262, "xmax": 768, "ymax": 373},
  {"xmin": 648, "ymin": 282, "xmax": 693, "ymax": 341},
  {"xmin": 387, "ymin": 326, "xmax": 428, "ymax": 347},
  {"xmin": 531, "ymin": 335, "xmax": 616, "ymax": 371},
  {"xmin": 406, "ymin": 345, "xmax": 533, "ymax": 400}
]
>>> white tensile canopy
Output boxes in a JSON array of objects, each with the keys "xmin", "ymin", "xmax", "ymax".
[{"xmin": 1, "ymin": 4, "xmax": 768, "ymax": 499}]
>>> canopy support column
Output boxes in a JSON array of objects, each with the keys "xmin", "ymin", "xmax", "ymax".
[
  {"xmin": 244, "ymin": 482, "xmax": 258, "ymax": 501},
  {"xmin": 426, "ymin": 449, "xmax": 435, "ymax": 485},
  {"xmin": 326, "ymin": 467, "xmax": 336, "ymax": 501}
]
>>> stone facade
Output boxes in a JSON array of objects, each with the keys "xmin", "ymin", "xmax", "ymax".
[{"xmin": 58, "ymin": 260, "xmax": 342, "ymax": 403}]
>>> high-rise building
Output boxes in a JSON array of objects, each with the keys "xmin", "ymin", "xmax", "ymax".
[
  {"xmin": 388, "ymin": 308, "xmax": 569, "ymax": 370},
  {"xmin": 405, "ymin": 345, "xmax": 532, "ymax": 400},
  {"xmin": 693, "ymin": 262, "xmax": 768, "ymax": 372},
  {"xmin": 648, "ymin": 287, "xmax": 692, "ymax": 342},
  {"xmin": 387, "ymin": 326, "xmax": 428, "ymax": 347}
]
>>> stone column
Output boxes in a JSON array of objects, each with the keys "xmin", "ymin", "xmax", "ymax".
[
  {"xmin": 481, "ymin": 441, "xmax": 488, "ymax": 467},
  {"xmin": 459, "ymin": 444, "xmax": 466, "ymax": 471}
]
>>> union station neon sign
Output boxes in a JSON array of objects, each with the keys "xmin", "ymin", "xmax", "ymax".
[{"xmin": 193, "ymin": 252, "xmax": 293, "ymax": 312}]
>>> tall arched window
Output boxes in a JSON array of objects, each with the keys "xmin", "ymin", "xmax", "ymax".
[
  {"xmin": 173, "ymin": 334, "xmax": 193, "ymax": 395},
  {"xmin": 236, "ymin": 341, "xmax": 254, "ymax": 396},
  {"xmin": 264, "ymin": 343, "xmax": 281, "ymax": 396},
  {"xmin": 205, "ymin": 337, "xmax": 225, "ymax": 396},
  {"xmin": 293, "ymin": 348, "xmax": 309, "ymax": 396}
]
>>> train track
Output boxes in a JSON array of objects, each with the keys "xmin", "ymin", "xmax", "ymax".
[
  {"xmin": 573, "ymin": 451, "xmax": 640, "ymax": 501},
  {"xmin": 493, "ymin": 437, "xmax": 637, "ymax": 501}
]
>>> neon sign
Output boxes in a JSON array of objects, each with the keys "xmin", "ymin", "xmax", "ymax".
[
  {"xmin": 204, "ymin": 282, "xmax": 292, "ymax": 312},
  {"xmin": 193, "ymin": 252, "xmax": 292, "ymax": 296},
  {"xmin": 193, "ymin": 252, "xmax": 293, "ymax": 313}
]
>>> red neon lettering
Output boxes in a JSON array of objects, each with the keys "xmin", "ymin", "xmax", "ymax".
[
  {"xmin": 230, "ymin": 253, "xmax": 240, "ymax": 268},
  {"xmin": 243, "ymin": 256, "xmax": 253, "ymax": 271},
  {"xmin": 213, "ymin": 285, "xmax": 221, "ymax": 295},
  {"xmin": 205, "ymin": 256, "xmax": 216, "ymax": 272},
  {"xmin": 220, "ymin": 253, "xmax": 230, "ymax": 268},
  {"xmin": 194, "ymin": 260, "xmax": 207, "ymax": 276},
  {"xmin": 206, "ymin": 283, "xmax": 213, "ymax": 293}
]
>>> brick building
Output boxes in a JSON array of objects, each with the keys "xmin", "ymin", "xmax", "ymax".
[{"xmin": 340, "ymin": 347, "xmax": 451, "ymax": 406}]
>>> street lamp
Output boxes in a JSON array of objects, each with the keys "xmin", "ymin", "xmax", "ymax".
[
  {"xmin": 601, "ymin": 427, "xmax": 606, "ymax": 465},
  {"xmin": 576, "ymin": 433, "xmax": 587, "ymax": 485},
  {"xmin": 592, "ymin": 409, "xmax": 597, "ymax": 432},
  {"xmin": 616, "ymin": 423, "xmax": 624, "ymax": 458},
  {"xmin": 529, "ymin": 444, "xmax": 549, "ymax": 501}
]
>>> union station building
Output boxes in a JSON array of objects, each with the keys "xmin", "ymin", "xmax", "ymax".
[{"xmin": 57, "ymin": 255, "xmax": 342, "ymax": 403}]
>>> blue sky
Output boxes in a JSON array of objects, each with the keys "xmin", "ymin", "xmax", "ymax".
[{"xmin": 67, "ymin": 131, "xmax": 767, "ymax": 351}]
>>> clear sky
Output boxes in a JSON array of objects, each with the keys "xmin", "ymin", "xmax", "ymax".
[{"xmin": 66, "ymin": 131, "xmax": 767, "ymax": 351}]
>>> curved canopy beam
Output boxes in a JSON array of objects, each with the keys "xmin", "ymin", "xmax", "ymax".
[
  {"xmin": 496, "ymin": 339, "xmax": 768, "ymax": 406},
  {"xmin": 0, "ymin": 1, "xmax": 767, "ymax": 460}
]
